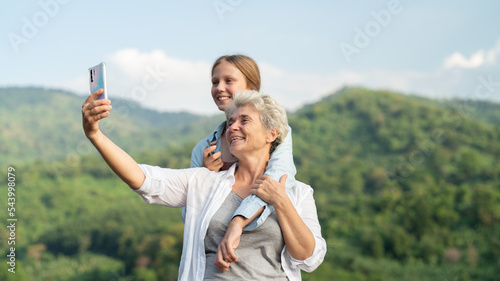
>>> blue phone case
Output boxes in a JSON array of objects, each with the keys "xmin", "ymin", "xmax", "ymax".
[{"xmin": 89, "ymin": 62, "xmax": 108, "ymax": 100}]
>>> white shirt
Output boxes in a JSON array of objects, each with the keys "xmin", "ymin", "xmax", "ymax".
[{"xmin": 135, "ymin": 163, "xmax": 326, "ymax": 281}]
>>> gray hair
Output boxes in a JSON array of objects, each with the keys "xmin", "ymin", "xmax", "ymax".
[{"xmin": 225, "ymin": 90, "xmax": 289, "ymax": 154}]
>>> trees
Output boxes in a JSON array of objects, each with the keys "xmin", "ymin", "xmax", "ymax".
[{"xmin": 3, "ymin": 86, "xmax": 500, "ymax": 280}]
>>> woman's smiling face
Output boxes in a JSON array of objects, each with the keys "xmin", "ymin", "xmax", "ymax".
[
  {"xmin": 211, "ymin": 61, "xmax": 249, "ymax": 111},
  {"xmin": 226, "ymin": 105, "xmax": 275, "ymax": 157}
]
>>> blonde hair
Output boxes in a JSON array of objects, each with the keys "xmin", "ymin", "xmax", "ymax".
[
  {"xmin": 212, "ymin": 55, "xmax": 261, "ymax": 91},
  {"xmin": 225, "ymin": 90, "xmax": 288, "ymax": 154}
]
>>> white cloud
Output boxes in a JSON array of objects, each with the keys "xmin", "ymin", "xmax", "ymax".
[
  {"xmin": 60, "ymin": 75, "xmax": 88, "ymax": 95},
  {"xmin": 63, "ymin": 48, "xmax": 365, "ymax": 115},
  {"xmin": 62, "ymin": 42, "xmax": 500, "ymax": 116},
  {"xmin": 337, "ymin": 64, "xmax": 500, "ymax": 103},
  {"xmin": 105, "ymin": 48, "xmax": 213, "ymax": 114},
  {"xmin": 443, "ymin": 50, "xmax": 486, "ymax": 69},
  {"xmin": 260, "ymin": 62, "xmax": 364, "ymax": 110},
  {"xmin": 346, "ymin": 39, "xmax": 500, "ymax": 102},
  {"xmin": 486, "ymin": 39, "xmax": 500, "ymax": 63},
  {"xmin": 442, "ymin": 39, "xmax": 500, "ymax": 70}
]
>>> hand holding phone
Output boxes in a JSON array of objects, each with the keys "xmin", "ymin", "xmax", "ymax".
[
  {"xmin": 203, "ymin": 139, "xmax": 223, "ymax": 172},
  {"xmin": 206, "ymin": 139, "xmax": 214, "ymax": 156},
  {"xmin": 89, "ymin": 62, "xmax": 108, "ymax": 100}
]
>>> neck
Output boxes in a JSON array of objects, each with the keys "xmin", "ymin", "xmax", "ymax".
[{"xmin": 234, "ymin": 152, "xmax": 269, "ymax": 185}]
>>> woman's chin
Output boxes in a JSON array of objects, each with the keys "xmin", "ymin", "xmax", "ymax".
[
  {"xmin": 217, "ymin": 102, "xmax": 233, "ymax": 111},
  {"xmin": 229, "ymin": 145, "xmax": 242, "ymax": 157}
]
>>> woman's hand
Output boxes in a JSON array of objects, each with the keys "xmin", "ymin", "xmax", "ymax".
[
  {"xmin": 250, "ymin": 174, "xmax": 288, "ymax": 206},
  {"xmin": 82, "ymin": 89, "xmax": 112, "ymax": 139},
  {"xmin": 253, "ymin": 174, "xmax": 315, "ymax": 261},
  {"xmin": 215, "ymin": 217, "xmax": 243, "ymax": 271},
  {"xmin": 203, "ymin": 141, "xmax": 223, "ymax": 171}
]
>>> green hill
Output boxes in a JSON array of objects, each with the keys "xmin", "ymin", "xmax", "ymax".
[
  {"xmin": 290, "ymin": 87, "xmax": 500, "ymax": 280},
  {"xmin": 430, "ymin": 97, "xmax": 500, "ymax": 127},
  {"xmin": 0, "ymin": 87, "xmax": 223, "ymax": 167},
  {"xmin": 1, "ymin": 86, "xmax": 499, "ymax": 281},
  {"xmin": 291, "ymin": 87, "xmax": 499, "ymax": 190}
]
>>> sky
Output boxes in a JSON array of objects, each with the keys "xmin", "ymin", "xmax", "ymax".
[{"xmin": 1, "ymin": 0, "xmax": 500, "ymax": 115}]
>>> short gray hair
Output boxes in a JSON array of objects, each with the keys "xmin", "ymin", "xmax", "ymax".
[{"xmin": 225, "ymin": 90, "xmax": 289, "ymax": 154}]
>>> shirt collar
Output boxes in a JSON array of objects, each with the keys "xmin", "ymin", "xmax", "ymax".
[
  {"xmin": 211, "ymin": 121, "xmax": 227, "ymax": 142},
  {"xmin": 220, "ymin": 162, "xmax": 238, "ymax": 183}
]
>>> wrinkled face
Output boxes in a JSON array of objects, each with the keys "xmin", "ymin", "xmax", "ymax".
[
  {"xmin": 211, "ymin": 61, "xmax": 249, "ymax": 111},
  {"xmin": 226, "ymin": 105, "xmax": 275, "ymax": 158}
]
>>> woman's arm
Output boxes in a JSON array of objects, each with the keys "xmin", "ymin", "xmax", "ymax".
[
  {"xmin": 82, "ymin": 89, "xmax": 145, "ymax": 189},
  {"xmin": 215, "ymin": 175, "xmax": 316, "ymax": 271},
  {"xmin": 253, "ymin": 175, "xmax": 314, "ymax": 259},
  {"xmin": 281, "ymin": 181, "xmax": 326, "ymax": 273}
]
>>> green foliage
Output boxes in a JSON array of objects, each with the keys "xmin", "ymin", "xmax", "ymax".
[
  {"xmin": 289, "ymin": 86, "xmax": 500, "ymax": 279},
  {"xmin": 0, "ymin": 87, "xmax": 223, "ymax": 167},
  {"xmin": 2, "ymin": 86, "xmax": 500, "ymax": 280},
  {"xmin": 24, "ymin": 252, "xmax": 126, "ymax": 281}
]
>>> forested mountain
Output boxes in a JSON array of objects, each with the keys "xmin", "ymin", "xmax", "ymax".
[
  {"xmin": 290, "ymin": 87, "xmax": 500, "ymax": 280},
  {"xmin": 0, "ymin": 86, "xmax": 499, "ymax": 281},
  {"xmin": 0, "ymin": 87, "xmax": 223, "ymax": 167}
]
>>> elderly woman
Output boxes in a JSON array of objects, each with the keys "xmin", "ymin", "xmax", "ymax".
[{"xmin": 82, "ymin": 90, "xmax": 326, "ymax": 280}]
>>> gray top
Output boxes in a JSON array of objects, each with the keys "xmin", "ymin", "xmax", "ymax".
[{"xmin": 204, "ymin": 191, "xmax": 288, "ymax": 280}]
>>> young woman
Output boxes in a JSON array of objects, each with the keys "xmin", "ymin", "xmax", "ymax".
[{"xmin": 81, "ymin": 90, "xmax": 326, "ymax": 280}]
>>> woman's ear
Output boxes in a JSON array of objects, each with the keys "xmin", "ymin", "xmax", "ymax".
[{"xmin": 266, "ymin": 128, "xmax": 279, "ymax": 143}]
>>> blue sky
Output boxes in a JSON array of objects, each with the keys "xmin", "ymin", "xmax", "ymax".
[{"xmin": 1, "ymin": 0, "xmax": 499, "ymax": 115}]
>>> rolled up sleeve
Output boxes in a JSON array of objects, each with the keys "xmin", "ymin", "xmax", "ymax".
[
  {"xmin": 281, "ymin": 183, "xmax": 326, "ymax": 275},
  {"xmin": 283, "ymin": 235, "xmax": 326, "ymax": 272}
]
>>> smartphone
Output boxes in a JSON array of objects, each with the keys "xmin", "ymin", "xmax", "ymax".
[
  {"xmin": 88, "ymin": 62, "xmax": 108, "ymax": 100},
  {"xmin": 206, "ymin": 139, "xmax": 214, "ymax": 156}
]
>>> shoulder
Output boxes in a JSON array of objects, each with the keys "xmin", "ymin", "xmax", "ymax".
[
  {"xmin": 188, "ymin": 166, "xmax": 218, "ymax": 180},
  {"xmin": 291, "ymin": 181, "xmax": 314, "ymax": 194},
  {"xmin": 188, "ymin": 166, "xmax": 231, "ymax": 187},
  {"xmin": 187, "ymin": 164, "xmax": 234, "ymax": 180},
  {"xmin": 288, "ymin": 181, "xmax": 314, "ymax": 204}
]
